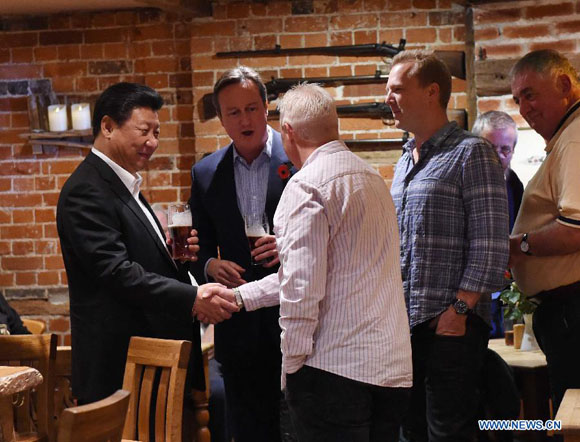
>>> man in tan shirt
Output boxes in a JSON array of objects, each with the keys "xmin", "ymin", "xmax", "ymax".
[{"xmin": 510, "ymin": 49, "xmax": 580, "ymax": 413}]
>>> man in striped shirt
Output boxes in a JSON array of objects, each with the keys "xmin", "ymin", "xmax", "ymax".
[
  {"xmin": 225, "ymin": 83, "xmax": 413, "ymax": 442},
  {"xmin": 388, "ymin": 51, "xmax": 509, "ymax": 441}
]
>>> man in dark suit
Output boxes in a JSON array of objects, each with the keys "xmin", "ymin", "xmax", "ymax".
[
  {"xmin": 57, "ymin": 82, "xmax": 237, "ymax": 406},
  {"xmin": 190, "ymin": 67, "xmax": 292, "ymax": 442}
]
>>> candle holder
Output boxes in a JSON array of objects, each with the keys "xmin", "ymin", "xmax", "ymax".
[
  {"xmin": 71, "ymin": 103, "xmax": 91, "ymax": 131},
  {"xmin": 48, "ymin": 104, "xmax": 68, "ymax": 132}
]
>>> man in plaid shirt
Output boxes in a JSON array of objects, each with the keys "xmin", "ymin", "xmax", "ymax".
[{"xmin": 388, "ymin": 50, "xmax": 509, "ymax": 441}]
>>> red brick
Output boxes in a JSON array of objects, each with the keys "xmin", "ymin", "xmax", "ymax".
[
  {"xmin": 525, "ymin": 2, "xmax": 574, "ymax": 19},
  {"xmin": 12, "ymin": 177, "xmax": 35, "ymax": 192},
  {"xmin": 0, "ymin": 178, "xmax": 10, "ymax": 191},
  {"xmin": 34, "ymin": 46, "xmax": 58, "ymax": 61},
  {"xmin": 134, "ymin": 57, "xmax": 178, "ymax": 74},
  {"xmin": 48, "ymin": 15, "xmax": 71, "ymax": 30},
  {"xmin": 453, "ymin": 26, "xmax": 466, "ymax": 42},
  {"xmin": 151, "ymin": 40, "xmax": 175, "ymax": 56},
  {"xmin": 75, "ymin": 77, "xmax": 99, "ymax": 92},
  {"xmin": 39, "ymin": 30, "xmax": 83, "ymax": 45},
  {"xmin": 284, "ymin": 16, "xmax": 329, "ymax": 33},
  {"xmin": 11, "ymin": 113, "xmax": 29, "ymax": 128},
  {"xmin": 406, "ymin": 27, "xmax": 437, "ymax": 43},
  {"xmin": 474, "ymin": 7, "xmax": 521, "ymax": 24},
  {"xmin": 530, "ymin": 40, "xmax": 577, "ymax": 53},
  {"xmin": 80, "ymin": 44, "xmax": 104, "ymax": 59},
  {"xmin": 84, "ymin": 28, "xmax": 129, "ymax": 44},
  {"xmin": 43, "ymin": 61, "xmax": 87, "ymax": 78},
  {"xmin": 0, "ymin": 273, "xmax": 14, "ymax": 287},
  {"xmin": 503, "ymin": 24, "xmax": 550, "ymax": 39},
  {"xmin": 35, "ymin": 208, "xmax": 55, "ymax": 223},
  {"xmin": 43, "ymin": 223, "xmax": 58, "ymax": 239},
  {"xmin": 115, "ymin": 11, "xmax": 138, "ymax": 26},
  {"xmin": 49, "ymin": 317, "xmax": 70, "ymax": 332},
  {"xmin": 91, "ymin": 11, "xmax": 119, "ymax": 27},
  {"xmin": 144, "ymin": 74, "xmax": 169, "ymax": 89},
  {"xmin": 0, "ymin": 49, "xmax": 9, "ymax": 63},
  {"xmin": 42, "ymin": 192, "xmax": 60, "ymax": 206},
  {"xmin": 0, "ymin": 32, "xmax": 38, "ymax": 48},
  {"xmin": 241, "ymin": 18, "xmax": 284, "ymax": 35},
  {"xmin": 148, "ymin": 171, "xmax": 172, "ymax": 187},
  {"xmin": 16, "ymin": 272, "xmax": 37, "ymax": 286},
  {"xmin": 227, "ymin": 2, "xmax": 251, "ymax": 18},
  {"xmin": 12, "ymin": 240, "xmax": 34, "ymax": 255},
  {"xmin": 254, "ymin": 35, "xmax": 277, "ymax": 50},
  {"xmin": 304, "ymin": 33, "xmax": 328, "ymax": 47},
  {"xmin": 45, "ymin": 255, "xmax": 64, "ymax": 270},
  {"xmin": 477, "ymin": 98, "xmax": 502, "ymax": 113},
  {"xmin": 380, "ymin": 11, "xmax": 427, "ymax": 27},
  {"xmin": 329, "ymin": 32, "xmax": 353, "ymax": 46},
  {"xmin": 330, "ymin": 14, "xmax": 379, "ymax": 30},
  {"xmin": 386, "ymin": 0, "xmax": 412, "ymax": 10},
  {"xmin": 556, "ymin": 20, "xmax": 580, "ymax": 34},
  {"xmin": 12, "ymin": 47, "xmax": 34, "ymax": 63},
  {"xmin": 475, "ymin": 27, "xmax": 500, "ymax": 41},
  {"xmin": 62, "ymin": 334, "xmax": 72, "ymax": 346},
  {"xmin": 38, "ymin": 271, "xmax": 59, "ymax": 285},
  {"xmin": 355, "ymin": 30, "xmax": 377, "ymax": 45},
  {"xmin": 413, "ymin": 0, "xmax": 436, "ymax": 8},
  {"xmin": 191, "ymin": 21, "xmax": 236, "ymax": 37},
  {"xmin": 0, "ymin": 194, "xmax": 42, "ymax": 208},
  {"xmin": 483, "ymin": 44, "xmax": 523, "ymax": 58},
  {"xmin": 0, "ymin": 64, "xmax": 42, "ymax": 80},
  {"xmin": 2, "ymin": 256, "xmax": 43, "ymax": 270},
  {"xmin": 132, "ymin": 24, "xmax": 173, "ymax": 41}
]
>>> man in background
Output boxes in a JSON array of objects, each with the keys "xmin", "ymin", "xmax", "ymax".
[
  {"xmin": 510, "ymin": 49, "xmax": 580, "ymax": 414},
  {"xmin": 387, "ymin": 50, "xmax": 509, "ymax": 441},
  {"xmin": 189, "ymin": 67, "xmax": 292, "ymax": 442}
]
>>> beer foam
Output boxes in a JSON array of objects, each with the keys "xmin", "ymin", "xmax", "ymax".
[
  {"xmin": 246, "ymin": 225, "xmax": 267, "ymax": 237},
  {"xmin": 169, "ymin": 211, "xmax": 191, "ymax": 227}
]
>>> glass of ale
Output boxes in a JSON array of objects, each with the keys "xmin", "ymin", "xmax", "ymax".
[
  {"xmin": 243, "ymin": 213, "xmax": 270, "ymax": 266},
  {"xmin": 168, "ymin": 203, "xmax": 194, "ymax": 260}
]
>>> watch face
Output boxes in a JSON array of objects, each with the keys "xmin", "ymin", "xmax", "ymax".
[
  {"xmin": 453, "ymin": 299, "xmax": 469, "ymax": 314},
  {"xmin": 520, "ymin": 240, "xmax": 530, "ymax": 253}
]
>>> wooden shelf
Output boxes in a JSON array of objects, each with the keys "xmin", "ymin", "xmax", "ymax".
[{"xmin": 21, "ymin": 129, "xmax": 94, "ymax": 152}]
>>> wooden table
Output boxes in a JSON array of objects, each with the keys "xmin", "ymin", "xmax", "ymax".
[
  {"xmin": 555, "ymin": 389, "xmax": 580, "ymax": 441},
  {"xmin": 488, "ymin": 338, "xmax": 551, "ymax": 441},
  {"xmin": 0, "ymin": 366, "xmax": 43, "ymax": 442}
]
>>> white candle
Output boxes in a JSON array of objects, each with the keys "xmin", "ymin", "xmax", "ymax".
[
  {"xmin": 71, "ymin": 103, "xmax": 91, "ymax": 131},
  {"xmin": 48, "ymin": 104, "xmax": 68, "ymax": 132}
]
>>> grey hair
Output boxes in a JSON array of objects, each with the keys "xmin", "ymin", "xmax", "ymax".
[
  {"xmin": 277, "ymin": 83, "xmax": 339, "ymax": 144},
  {"xmin": 511, "ymin": 49, "xmax": 580, "ymax": 86},
  {"xmin": 472, "ymin": 110, "xmax": 518, "ymax": 145},
  {"xmin": 212, "ymin": 66, "xmax": 267, "ymax": 117}
]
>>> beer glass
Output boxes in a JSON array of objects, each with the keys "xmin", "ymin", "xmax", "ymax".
[
  {"xmin": 168, "ymin": 203, "xmax": 194, "ymax": 260},
  {"xmin": 244, "ymin": 213, "xmax": 270, "ymax": 266}
]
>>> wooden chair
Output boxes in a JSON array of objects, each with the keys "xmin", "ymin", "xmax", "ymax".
[
  {"xmin": 0, "ymin": 334, "xmax": 57, "ymax": 442},
  {"xmin": 22, "ymin": 319, "xmax": 46, "ymax": 335},
  {"xmin": 121, "ymin": 337, "xmax": 191, "ymax": 442},
  {"xmin": 56, "ymin": 389, "xmax": 130, "ymax": 442},
  {"xmin": 554, "ymin": 389, "xmax": 580, "ymax": 441}
]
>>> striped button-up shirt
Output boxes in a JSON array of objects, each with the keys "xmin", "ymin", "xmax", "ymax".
[
  {"xmin": 240, "ymin": 140, "xmax": 413, "ymax": 389},
  {"xmin": 390, "ymin": 122, "xmax": 509, "ymax": 329}
]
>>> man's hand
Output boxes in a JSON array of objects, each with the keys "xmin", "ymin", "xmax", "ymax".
[
  {"xmin": 435, "ymin": 306, "xmax": 467, "ymax": 337},
  {"xmin": 166, "ymin": 229, "xmax": 200, "ymax": 262},
  {"xmin": 252, "ymin": 235, "xmax": 280, "ymax": 268},
  {"xmin": 508, "ymin": 233, "xmax": 525, "ymax": 268},
  {"xmin": 207, "ymin": 259, "xmax": 247, "ymax": 288},
  {"xmin": 193, "ymin": 283, "xmax": 239, "ymax": 324}
]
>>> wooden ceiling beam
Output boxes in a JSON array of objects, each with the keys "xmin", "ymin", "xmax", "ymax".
[{"xmin": 135, "ymin": 0, "xmax": 211, "ymax": 17}]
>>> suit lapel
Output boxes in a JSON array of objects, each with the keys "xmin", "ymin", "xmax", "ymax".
[
  {"xmin": 86, "ymin": 152, "xmax": 177, "ymax": 270},
  {"xmin": 265, "ymin": 133, "xmax": 288, "ymax": 226}
]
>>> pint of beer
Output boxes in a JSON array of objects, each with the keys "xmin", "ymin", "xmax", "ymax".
[
  {"xmin": 243, "ymin": 213, "xmax": 270, "ymax": 266},
  {"xmin": 168, "ymin": 203, "xmax": 194, "ymax": 260}
]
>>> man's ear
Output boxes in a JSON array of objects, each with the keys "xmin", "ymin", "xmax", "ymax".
[
  {"xmin": 101, "ymin": 116, "xmax": 115, "ymax": 139},
  {"xmin": 557, "ymin": 74, "xmax": 572, "ymax": 96},
  {"xmin": 427, "ymin": 82, "xmax": 440, "ymax": 102}
]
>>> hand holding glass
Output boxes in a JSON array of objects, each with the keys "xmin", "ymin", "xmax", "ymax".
[
  {"xmin": 168, "ymin": 204, "xmax": 195, "ymax": 260},
  {"xmin": 244, "ymin": 213, "xmax": 270, "ymax": 266}
]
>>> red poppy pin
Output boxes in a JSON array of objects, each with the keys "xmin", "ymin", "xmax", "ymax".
[{"xmin": 277, "ymin": 162, "xmax": 293, "ymax": 181}]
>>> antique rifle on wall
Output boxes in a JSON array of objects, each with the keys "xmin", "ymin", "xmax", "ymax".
[
  {"xmin": 345, "ymin": 132, "xmax": 410, "ymax": 152},
  {"xmin": 216, "ymin": 40, "xmax": 465, "ymax": 79},
  {"xmin": 201, "ymin": 70, "xmax": 390, "ymax": 119},
  {"xmin": 269, "ymin": 103, "xmax": 468, "ymax": 130}
]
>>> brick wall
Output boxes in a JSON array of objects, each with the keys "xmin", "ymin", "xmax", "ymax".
[{"xmin": 1, "ymin": 0, "xmax": 579, "ymax": 340}]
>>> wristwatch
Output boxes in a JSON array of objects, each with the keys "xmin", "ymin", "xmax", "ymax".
[
  {"xmin": 451, "ymin": 298, "xmax": 472, "ymax": 315},
  {"xmin": 520, "ymin": 233, "xmax": 532, "ymax": 256},
  {"xmin": 232, "ymin": 287, "xmax": 244, "ymax": 309}
]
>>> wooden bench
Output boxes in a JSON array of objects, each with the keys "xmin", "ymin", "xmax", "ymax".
[{"xmin": 555, "ymin": 389, "xmax": 580, "ymax": 441}]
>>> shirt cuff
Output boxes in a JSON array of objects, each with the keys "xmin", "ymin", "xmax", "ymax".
[
  {"xmin": 238, "ymin": 273, "xmax": 280, "ymax": 312},
  {"xmin": 204, "ymin": 257, "xmax": 215, "ymax": 282},
  {"xmin": 284, "ymin": 355, "xmax": 307, "ymax": 375}
]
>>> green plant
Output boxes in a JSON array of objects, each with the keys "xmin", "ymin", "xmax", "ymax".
[{"xmin": 499, "ymin": 281, "xmax": 537, "ymax": 322}]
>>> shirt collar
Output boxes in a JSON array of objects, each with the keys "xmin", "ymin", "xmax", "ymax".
[
  {"xmin": 403, "ymin": 121, "xmax": 459, "ymax": 156},
  {"xmin": 232, "ymin": 125, "xmax": 273, "ymax": 167},
  {"xmin": 545, "ymin": 99, "xmax": 580, "ymax": 153},
  {"xmin": 301, "ymin": 140, "xmax": 345, "ymax": 169},
  {"xmin": 91, "ymin": 147, "xmax": 142, "ymax": 197}
]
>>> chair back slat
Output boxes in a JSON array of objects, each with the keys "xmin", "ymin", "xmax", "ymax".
[
  {"xmin": 121, "ymin": 337, "xmax": 191, "ymax": 442},
  {"xmin": 57, "ymin": 389, "xmax": 130, "ymax": 442},
  {"xmin": 0, "ymin": 334, "xmax": 57, "ymax": 442},
  {"xmin": 155, "ymin": 368, "xmax": 170, "ymax": 442}
]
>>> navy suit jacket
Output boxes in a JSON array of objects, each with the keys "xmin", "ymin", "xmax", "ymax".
[
  {"xmin": 57, "ymin": 151, "xmax": 203, "ymax": 404},
  {"xmin": 190, "ymin": 129, "xmax": 290, "ymax": 367}
]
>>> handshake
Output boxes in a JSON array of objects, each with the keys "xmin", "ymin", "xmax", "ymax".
[{"xmin": 193, "ymin": 283, "xmax": 240, "ymax": 324}]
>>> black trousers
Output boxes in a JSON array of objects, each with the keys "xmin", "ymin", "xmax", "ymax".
[
  {"xmin": 401, "ymin": 314, "xmax": 489, "ymax": 442},
  {"xmin": 285, "ymin": 365, "xmax": 410, "ymax": 442},
  {"xmin": 221, "ymin": 359, "xmax": 284, "ymax": 442},
  {"xmin": 532, "ymin": 281, "xmax": 580, "ymax": 414}
]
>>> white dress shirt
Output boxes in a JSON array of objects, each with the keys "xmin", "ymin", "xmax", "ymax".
[
  {"xmin": 91, "ymin": 147, "xmax": 172, "ymax": 260},
  {"xmin": 239, "ymin": 140, "xmax": 413, "ymax": 389}
]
